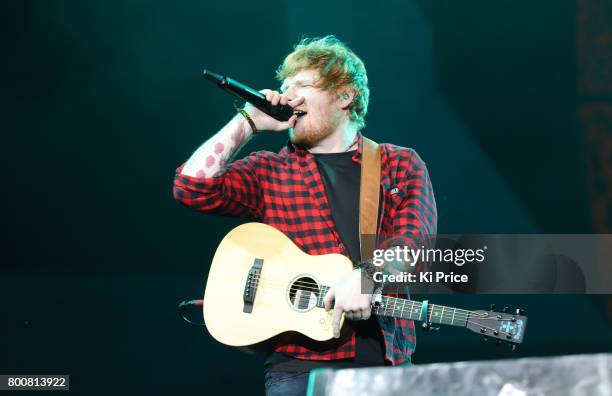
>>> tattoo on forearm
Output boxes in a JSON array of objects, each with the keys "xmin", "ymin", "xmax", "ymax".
[
  {"xmin": 185, "ymin": 119, "xmax": 251, "ymax": 180},
  {"xmin": 214, "ymin": 142, "xmax": 224, "ymax": 154}
]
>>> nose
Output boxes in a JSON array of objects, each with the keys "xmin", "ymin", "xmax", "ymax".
[{"xmin": 283, "ymin": 85, "xmax": 298, "ymax": 100}]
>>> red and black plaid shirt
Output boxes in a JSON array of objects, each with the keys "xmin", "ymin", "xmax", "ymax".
[{"xmin": 173, "ymin": 132, "xmax": 437, "ymax": 365}]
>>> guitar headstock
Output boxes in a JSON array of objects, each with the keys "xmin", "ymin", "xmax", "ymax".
[{"xmin": 465, "ymin": 305, "xmax": 528, "ymax": 349}]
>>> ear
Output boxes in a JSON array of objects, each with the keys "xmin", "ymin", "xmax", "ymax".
[{"xmin": 338, "ymin": 90, "xmax": 355, "ymax": 110}]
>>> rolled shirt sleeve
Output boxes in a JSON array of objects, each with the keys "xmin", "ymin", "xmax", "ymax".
[{"xmin": 173, "ymin": 151, "xmax": 268, "ymax": 221}]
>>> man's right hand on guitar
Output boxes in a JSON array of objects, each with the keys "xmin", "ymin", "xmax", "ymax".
[{"xmin": 323, "ymin": 268, "xmax": 376, "ymax": 338}]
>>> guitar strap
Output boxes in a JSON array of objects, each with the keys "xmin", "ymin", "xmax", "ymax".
[{"xmin": 359, "ymin": 136, "xmax": 381, "ymax": 263}]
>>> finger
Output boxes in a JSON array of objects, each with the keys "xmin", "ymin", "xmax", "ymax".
[
  {"xmin": 323, "ymin": 287, "xmax": 335, "ymax": 311},
  {"xmin": 289, "ymin": 96, "xmax": 305, "ymax": 107},
  {"xmin": 332, "ymin": 305, "xmax": 343, "ymax": 338},
  {"xmin": 287, "ymin": 114, "xmax": 298, "ymax": 128},
  {"xmin": 271, "ymin": 91, "xmax": 280, "ymax": 106},
  {"xmin": 279, "ymin": 115, "xmax": 298, "ymax": 130},
  {"xmin": 361, "ymin": 308, "xmax": 371, "ymax": 320},
  {"xmin": 265, "ymin": 90, "xmax": 272, "ymax": 101},
  {"xmin": 279, "ymin": 94, "xmax": 288, "ymax": 106}
]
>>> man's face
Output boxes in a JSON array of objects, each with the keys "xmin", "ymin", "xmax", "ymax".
[{"xmin": 280, "ymin": 69, "xmax": 344, "ymax": 148}]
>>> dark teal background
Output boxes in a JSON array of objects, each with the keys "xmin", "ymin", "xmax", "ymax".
[{"xmin": 3, "ymin": 1, "xmax": 610, "ymax": 394}]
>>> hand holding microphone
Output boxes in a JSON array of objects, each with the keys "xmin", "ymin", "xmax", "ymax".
[
  {"xmin": 202, "ymin": 69, "xmax": 306, "ymax": 132},
  {"xmin": 243, "ymin": 90, "xmax": 304, "ymax": 132}
]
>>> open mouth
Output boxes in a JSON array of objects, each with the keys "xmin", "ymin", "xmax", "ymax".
[{"xmin": 293, "ymin": 110, "xmax": 307, "ymax": 118}]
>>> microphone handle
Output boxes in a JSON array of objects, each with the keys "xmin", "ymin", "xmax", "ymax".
[{"xmin": 202, "ymin": 69, "xmax": 294, "ymax": 121}]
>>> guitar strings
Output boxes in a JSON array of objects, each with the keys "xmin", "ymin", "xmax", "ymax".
[
  {"xmin": 248, "ymin": 276, "xmax": 485, "ymax": 319},
  {"xmin": 249, "ymin": 282, "xmax": 484, "ymax": 325},
  {"xmin": 254, "ymin": 277, "xmax": 513, "ymax": 322},
  {"xmin": 250, "ymin": 277, "xmax": 482, "ymax": 322},
  {"xmin": 243, "ymin": 274, "xmax": 519, "ymax": 338},
  {"xmin": 251, "ymin": 286, "xmax": 475, "ymax": 322},
  {"xmin": 246, "ymin": 289, "xmax": 517, "ymax": 339}
]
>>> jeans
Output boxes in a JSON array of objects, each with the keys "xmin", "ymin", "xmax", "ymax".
[{"xmin": 264, "ymin": 371, "xmax": 310, "ymax": 396}]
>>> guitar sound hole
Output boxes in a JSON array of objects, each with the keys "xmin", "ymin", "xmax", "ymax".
[{"xmin": 288, "ymin": 276, "xmax": 319, "ymax": 312}]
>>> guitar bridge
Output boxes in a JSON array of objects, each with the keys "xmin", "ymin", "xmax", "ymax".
[{"xmin": 243, "ymin": 258, "xmax": 263, "ymax": 313}]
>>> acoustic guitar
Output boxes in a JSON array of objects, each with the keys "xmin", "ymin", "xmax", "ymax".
[{"xmin": 202, "ymin": 222, "xmax": 527, "ymax": 349}]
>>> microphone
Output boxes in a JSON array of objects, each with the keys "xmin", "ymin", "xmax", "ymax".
[{"xmin": 202, "ymin": 69, "xmax": 294, "ymax": 121}]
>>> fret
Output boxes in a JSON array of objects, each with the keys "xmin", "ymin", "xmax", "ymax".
[
  {"xmin": 411, "ymin": 301, "xmax": 421, "ymax": 321},
  {"xmin": 401, "ymin": 300, "xmax": 407, "ymax": 319},
  {"xmin": 419, "ymin": 301, "xmax": 423, "ymax": 321},
  {"xmin": 453, "ymin": 309, "xmax": 468, "ymax": 327},
  {"xmin": 440, "ymin": 305, "xmax": 445, "ymax": 325},
  {"xmin": 451, "ymin": 307, "xmax": 455, "ymax": 325}
]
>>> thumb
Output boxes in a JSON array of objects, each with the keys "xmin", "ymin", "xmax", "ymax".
[{"xmin": 323, "ymin": 287, "xmax": 335, "ymax": 311}]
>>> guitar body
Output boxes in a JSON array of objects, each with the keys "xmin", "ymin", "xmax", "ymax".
[
  {"xmin": 203, "ymin": 222, "xmax": 353, "ymax": 347},
  {"xmin": 200, "ymin": 223, "xmax": 528, "ymax": 350}
]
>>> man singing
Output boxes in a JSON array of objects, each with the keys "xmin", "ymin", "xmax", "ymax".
[{"xmin": 173, "ymin": 35, "xmax": 437, "ymax": 396}]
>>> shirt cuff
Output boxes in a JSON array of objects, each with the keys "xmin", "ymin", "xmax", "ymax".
[{"xmin": 174, "ymin": 163, "xmax": 225, "ymax": 193}]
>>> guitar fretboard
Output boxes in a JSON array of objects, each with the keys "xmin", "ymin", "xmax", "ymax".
[{"xmin": 316, "ymin": 285, "xmax": 469, "ymax": 327}]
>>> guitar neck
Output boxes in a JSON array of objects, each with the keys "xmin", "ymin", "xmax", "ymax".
[{"xmin": 317, "ymin": 286, "xmax": 469, "ymax": 328}]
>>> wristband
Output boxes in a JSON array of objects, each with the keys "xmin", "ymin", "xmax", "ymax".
[
  {"xmin": 234, "ymin": 101, "xmax": 258, "ymax": 135},
  {"xmin": 359, "ymin": 259, "xmax": 384, "ymax": 294},
  {"xmin": 359, "ymin": 259, "xmax": 380, "ymax": 279}
]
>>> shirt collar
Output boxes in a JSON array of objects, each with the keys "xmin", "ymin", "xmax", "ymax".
[{"xmin": 285, "ymin": 132, "xmax": 364, "ymax": 164}]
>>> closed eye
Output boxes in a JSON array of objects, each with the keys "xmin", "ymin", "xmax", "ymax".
[{"xmin": 279, "ymin": 83, "xmax": 314, "ymax": 93}]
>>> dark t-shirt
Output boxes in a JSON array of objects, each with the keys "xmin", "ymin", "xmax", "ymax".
[{"xmin": 265, "ymin": 150, "xmax": 385, "ymax": 372}]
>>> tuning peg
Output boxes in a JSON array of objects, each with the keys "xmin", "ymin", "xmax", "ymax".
[
  {"xmin": 510, "ymin": 344, "xmax": 517, "ymax": 352},
  {"xmin": 503, "ymin": 306, "xmax": 509, "ymax": 313},
  {"xmin": 516, "ymin": 308, "xmax": 526, "ymax": 315},
  {"xmin": 490, "ymin": 304, "xmax": 496, "ymax": 311},
  {"xmin": 482, "ymin": 336, "xmax": 488, "ymax": 342},
  {"xmin": 496, "ymin": 340, "xmax": 502, "ymax": 347}
]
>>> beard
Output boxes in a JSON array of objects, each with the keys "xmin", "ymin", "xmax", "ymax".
[{"xmin": 288, "ymin": 112, "xmax": 342, "ymax": 148}]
